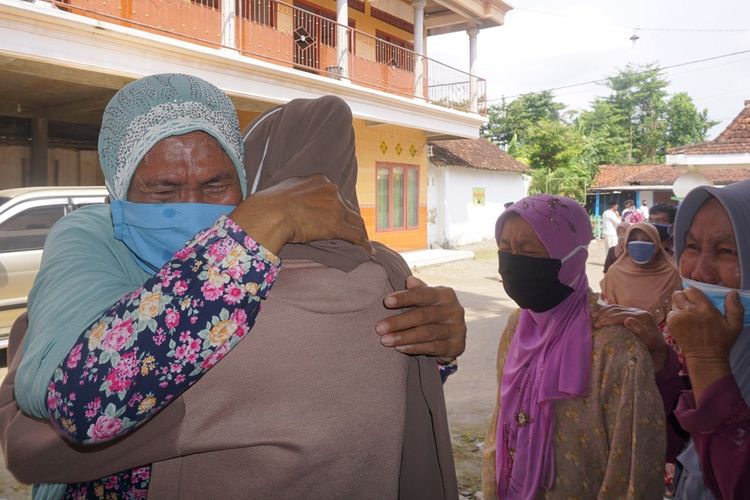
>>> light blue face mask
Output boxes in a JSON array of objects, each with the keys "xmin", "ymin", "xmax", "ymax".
[
  {"xmin": 682, "ymin": 278, "xmax": 750, "ymax": 326},
  {"xmin": 112, "ymin": 200, "xmax": 236, "ymax": 273},
  {"xmin": 627, "ymin": 240, "xmax": 657, "ymax": 265}
]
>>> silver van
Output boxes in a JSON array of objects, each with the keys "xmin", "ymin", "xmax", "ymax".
[{"xmin": 0, "ymin": 186, "xmax": 108, "ymax": 348}]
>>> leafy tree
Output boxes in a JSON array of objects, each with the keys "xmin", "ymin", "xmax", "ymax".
[
  {"xmin": 518, "ymin": 118, "xmax": 584, "ymax": 171},
  {"xmin": 576, "ymin": 100, "xmax": 631, "ymax": 165},
  {"xmin": 604, "ymin": 63, "xmax": 668, "ymax": 162},
  {"xmin": 481, "ymin": 91, "xmax": 565, "ymax": 147},
  {"xmin": 664, "ymin": 92, "xmax": 717, "ymax": 151},
  {"xmin": 480, "ymin": 63, "xmax": 716, "ymax": 201}
]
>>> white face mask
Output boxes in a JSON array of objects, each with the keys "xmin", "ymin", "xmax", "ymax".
[{"xmin": 682, "ymin": 278, "xmax": 750, "ymax": 326}]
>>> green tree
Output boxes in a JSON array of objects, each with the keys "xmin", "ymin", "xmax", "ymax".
[
  {"xmin": 605, "ymin": 63, "xmax": 668, "ymax": 163},
  {"xmin": 576, "ymin": 100, "xmax": 631, "ymax": 165},
  {"xmin": 481, "ymin": 91, "xmax": 565, "ymax": 147},
  {"xmin": 664, "ymin": 92, "xmax": 717, "ymax": 151},
  {"xmin": 479, "ymin": 64, "xmax": 716, "ymax": 201},
  {"xmin": 519, "ymin": 118, "xmax": 584, "ymax": 171}
]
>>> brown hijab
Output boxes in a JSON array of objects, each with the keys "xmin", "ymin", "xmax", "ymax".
[
  {"xmin": 1, "ymin": 96, "xmax": 456, "ymax": 498},
  {"xmin": 600, "ymin": 222, "xmax": 682, "ymax": 324},
  {"xmin": 244, "ymin": 95, "xmax": 409, "ymax": 292}
]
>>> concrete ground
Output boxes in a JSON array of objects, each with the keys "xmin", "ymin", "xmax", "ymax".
[{"xmin": 0, "ymin": 239, "xmax": 608, "ymax": 499}]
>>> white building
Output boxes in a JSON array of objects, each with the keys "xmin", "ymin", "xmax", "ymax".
[
  {"xmin": 667, "ymin": 99, "xmax": 750, "ymax": 195},
  {"xmin": 427, "ymin": 138, "xmax": 529, "ymax": 248}
]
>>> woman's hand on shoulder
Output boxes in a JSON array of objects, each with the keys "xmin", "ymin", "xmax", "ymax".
[
  {"xmin": 592, "ymin": 304, "xmax": 667, "ymax": 372},
  {"xmin": 231, "ymin": 175, "xmax": 372, "ymax": 255},
  {"xmin": 375, "ymin": 276, "xmax": 466, "ymax": 364}
]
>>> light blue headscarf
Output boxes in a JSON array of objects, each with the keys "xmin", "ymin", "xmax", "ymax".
[
  {"xmin": 99, "ymin": 73, "xmax": 246, "ymax": 199},
  {"xmin": 672, "ymin": 179, "xmax": 750, "ymax": 499},
  {"xmin": 15, "ymin": 74, "xmax": 245, "ymax": 500}
]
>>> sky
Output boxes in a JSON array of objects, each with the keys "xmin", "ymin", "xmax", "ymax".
[{"xmin": 426, "ymin": 0, "xmax": 750, "ymax": 139}]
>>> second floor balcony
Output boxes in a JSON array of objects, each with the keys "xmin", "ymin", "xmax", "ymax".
[{"xmin": 51, "ymin": 0, "xmax": 487, "ymax": 114}]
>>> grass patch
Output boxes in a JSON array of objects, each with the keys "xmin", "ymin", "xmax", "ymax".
[{"xmin": 451, "ymin": 426, "xmax": 486, "ymax": 497}]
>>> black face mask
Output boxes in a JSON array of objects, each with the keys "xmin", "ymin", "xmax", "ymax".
[
  {"xmin": 498, "ymin": 251, "xmax": 574, "ymax": 312},
  {"xmin": 652, "ymin": 223, "xmax": 672, "ymax": 242}
]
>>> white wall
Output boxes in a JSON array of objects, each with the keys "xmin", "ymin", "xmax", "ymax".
[{"xmin": 428, "ymin": 164, "xmax": 527, "ymax": 247}]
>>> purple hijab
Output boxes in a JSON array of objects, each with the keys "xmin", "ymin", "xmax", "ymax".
[{"xmin": 494, "ymin": 195, "xmax": 594, "ymax": 499}]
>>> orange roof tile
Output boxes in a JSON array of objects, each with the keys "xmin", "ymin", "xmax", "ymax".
[
  {"xmin": 592, "ymin": 164, "xmax": 750, "ymax": 189},
  {"xmin": 429, "ymin": 138, "xmax": 531, "ymax": 173},
  {"xmin": 668, "ymin": 100, "xmax": 750, "ymax": 155}
]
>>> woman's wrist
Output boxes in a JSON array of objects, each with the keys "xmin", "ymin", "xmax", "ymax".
[
  {"xmin": 230, "ymin": 198, "xmax": 290, "ymax": 255},
  {"xmin": 684, "ymin": 355, "xmax": 732, "ymax": 405}
]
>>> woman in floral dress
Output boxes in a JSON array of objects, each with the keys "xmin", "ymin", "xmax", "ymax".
[{"xmin": 8, "ymin": 74, "xmax": 466, "ymax": 498}]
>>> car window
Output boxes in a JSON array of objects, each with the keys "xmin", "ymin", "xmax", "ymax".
[{"xmin": 0, "ymin": 205, "xmax": 66, "ymax": 252}]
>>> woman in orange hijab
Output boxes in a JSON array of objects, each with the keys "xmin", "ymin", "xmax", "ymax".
[{"xmin": 600, "ymin": 222, "xmax": 681, "ymax": 326}]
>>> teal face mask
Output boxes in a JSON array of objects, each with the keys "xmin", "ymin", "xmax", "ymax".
[
  {"xmin": 682, "ymin": 278, "xmax": 750, "ymax": 326},
  {"xmin": 112, "ymin": 200, "xmax": 235, "ymax": 273}
]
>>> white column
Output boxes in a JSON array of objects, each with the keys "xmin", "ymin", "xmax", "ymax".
[
  {"xmin": 467, "ymin": 24, "xmax": 479, "ymax": 112},
  {"xmin": 221, "ymin": 0, "xmax": 236, "ymax": 49},
  {"xmin": 412, "ymin": 0, "xmax": 426, "ymax": 98},
  {"xmin": 336, "ymin": 0, "xmax": 349, "ymax": 78}
]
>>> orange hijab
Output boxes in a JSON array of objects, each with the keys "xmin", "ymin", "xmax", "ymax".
[{"xmin": 600, "ymin": 222, "xmax": 681, "ymax": 324}]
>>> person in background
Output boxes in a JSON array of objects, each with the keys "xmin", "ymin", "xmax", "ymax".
[
  {"xmin": 640, "ymin": 199, "xmax": 651, "ymax": 220},
  {"xmin": 602, "ymin": 221, "xmax": 629, "ymax": 273},
  {"xmin": 600, "ymin": 222, "xmax": 682, "ymax": 328},
  {"xmin": 649, "ymin": 203, "xmax": 678, "ymax": 259},
  {"xmin": 593, "ymin": 179, "xmax": 750, "ymax": 499},
  {"xmin": 622, "ymin": 199, "xmax": 645, "ymax": 223},
  {"xmin": 601, "ymin": 200, "xmax": 621, "ymax": 250},
  {"xmin": 483, "ymin": 194, "xmax": 665, "ymax": 499}
]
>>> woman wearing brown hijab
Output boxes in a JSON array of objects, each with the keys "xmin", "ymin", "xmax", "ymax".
[
  {"xmin": 0, "ymin": 95, "xmax": 458, "ymax": 499},
  {"xmin": 600, "ymin": 222, "xmax": 682, "ymax": 326},
  {"xmin": 142, "ymin": 95, "xmax": 457, "ymax": 499}
]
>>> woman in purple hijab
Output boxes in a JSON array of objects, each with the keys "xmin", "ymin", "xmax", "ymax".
[{"xmin": 482, "ymin": 194, "xmax": 665, "ymax": 499}]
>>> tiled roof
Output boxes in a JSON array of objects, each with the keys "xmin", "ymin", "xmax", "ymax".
[
  {"xmin": 429, "ymin": 138, "xmax": 531, "ymax": 173},
  {"xmin": 668, "ymin": 100, "xmax": 750, "ymax": 155},
  {"xmin": 592, "ymin": 163, "xmax": 750, "ymax": 188}
]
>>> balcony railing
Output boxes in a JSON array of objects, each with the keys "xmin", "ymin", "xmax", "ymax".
[{"xmin": 51, "ymin": 0, "xmax": 486, "ymax": 114}]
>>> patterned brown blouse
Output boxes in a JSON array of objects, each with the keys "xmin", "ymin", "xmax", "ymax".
[{"xmin": 483, "ymin": 295, "xmax": 666, "ymax": 499}]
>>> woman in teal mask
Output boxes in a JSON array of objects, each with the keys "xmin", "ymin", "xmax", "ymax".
[
  {"xmin": 5, "ymin": 74, "xmax": 467, "ymax": 498},
  {"xmin": 600, "ymin": 222, "xmax": 682, "ymax": 328},
  {"xmin": 594, "ymin": 179, "xmax": 750, "ymax": 499}
]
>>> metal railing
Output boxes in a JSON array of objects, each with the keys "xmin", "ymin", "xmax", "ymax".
[{"xmin": 52, "ymin": 0, "xmax": 486, "ymax": 113}]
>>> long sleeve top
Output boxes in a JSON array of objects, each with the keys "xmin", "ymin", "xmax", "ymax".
[
  {"xmin": 482, "ymin": 304, "xmax": 666, "ymax": 499},
  {"xmin": 657, "ymin": 348, "xmax": 750, "ymax": 499},
  {"xmin": 45, "ymin": 215, "xmax": 280, "ymax": 498}
]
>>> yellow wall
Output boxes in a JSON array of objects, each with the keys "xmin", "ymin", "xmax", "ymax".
[
  {"xmin": 354, "ymin": 119, "xmax": 427, "ymax": 251},
  {"xmin": 240, "ymin": 109, "xmax": 428, "ymax": 251}
]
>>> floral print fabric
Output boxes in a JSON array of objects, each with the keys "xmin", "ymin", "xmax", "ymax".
[
  {"xmin": 483, "ymin": 294, "xmax": 666, "ymax": 499},
  {"xmin": 47, "ymin": 215, "xmax": 279, "ymax": 498}
]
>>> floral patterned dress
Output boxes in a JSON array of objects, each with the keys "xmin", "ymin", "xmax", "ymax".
[
  {"xmin": 482, "ymin": 294, "xmax": 666, "ymax": 499},
  {"xmin": 45, "ymin": 216, "xmax": 280, "ymax": 499}
]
